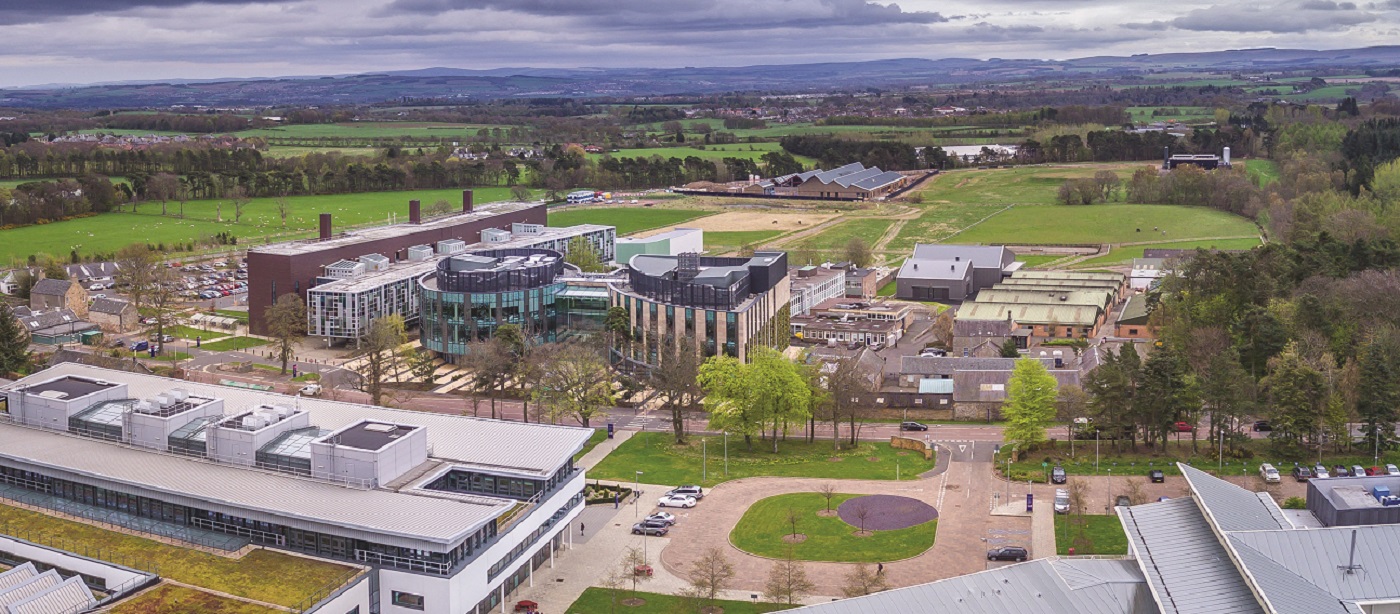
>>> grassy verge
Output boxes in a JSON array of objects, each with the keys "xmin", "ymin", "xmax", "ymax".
[
  {"xmin": 111, "ymin": 585, "xmax": 282, "ymax": 614},
  {"xmin": 1002, "ymin": 437, "xmax": 1400, "ymax": 481},
  {"xmin": 546, "ymin": 207, "xmax": 712, "ymax": 236},
  {"xmin": 566, "ymin": 587, "xmax": 794, "ymax": 614},
  {"xmin": 1015, "ymin": 254, "xmax": 1066, "ymax": 268},
  {"xmin": 0, "ymin": 504, "xmax": 352, "ymax": 608},
  {"xmin": 1055, "ymin": 514, "xmax": 1128, "ymax": 555},
  {"xmin": 589, "ymin": 432, "xmax": 935, "ymax": 487},
  {"xmin": 164, "ymin": 325, "xmax": 230, "ymax": 340},
  {"xmin": 706, "ymin": 230, "xmax": 783, "ymax": 250},
  {"xmin": 1073, "ymin": 237, "xmax": 1261, "ymax": 267},
  {"xmin": 292, "ymin": 373, "xmax": 321, "ymax": 382},
  {"xmin": 730, "ymin": 493, "xmax": 935, "ymax": 562},
  {"xmin": 212, "ymin": 309, "xmax": 250, "ymax": 323},
  {"xmin": 200, "ymin": 336, "xmax": 270, "ymax": 352},
  {"xmin": 575, "ymin": 428, "xmax": 609, "ymax": 463}
]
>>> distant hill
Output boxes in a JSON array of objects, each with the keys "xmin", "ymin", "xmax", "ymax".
[{"xmin": 3, "ymin": 46, "xmax": 1399, "ymax": 109}]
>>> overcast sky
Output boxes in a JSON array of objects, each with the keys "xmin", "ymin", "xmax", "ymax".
[{"xmin": 2, "ymin": 0, "xmax": 1399, "ymax": 88}]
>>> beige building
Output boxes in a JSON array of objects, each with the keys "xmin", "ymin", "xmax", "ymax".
[
  {"xmin": 29, "ymin": 278, "xmax": 89, "ymax": 319},
  {"xmin": 609, "ymin": 252, "xmax": 791, "ymax": 365},
  {"xmin": 88, "ymin": 297, "xmax": 138, "ymax": 333},
  {"xmin": 955, "ymin": 270, "xmax": 1126, "ymax": 340}
]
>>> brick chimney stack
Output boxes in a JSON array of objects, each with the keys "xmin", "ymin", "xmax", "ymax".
[
  {"xmin": 463, "ymin": 190, "xmax": 474, "ymax": 213},
  {"xmin": 319, "ymin": 213, "xmax": 332, "ymax": 240},
  {"xmin": 409, "ymin": 200, "xmax": 422, "ymax": 224}
]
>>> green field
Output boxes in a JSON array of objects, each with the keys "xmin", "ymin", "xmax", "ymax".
[
  {"xmin": 589, "ymin": 142, "xmax": 817, "ymax": 166},
  {"xmin": 730, "ymin": 493, "xmax": 936, "ymax": 562},
  {"xmin": 1126, "ymin": 106, "xmax": 1214, "ymax": 123},
  {"xmin": 1015, "ymin": 254, "xmax": 1067, "ymax": 268},
  {"xmin": 920, "ymin": 166, "xmax": 1143, "ymax": 207},
  {"xmin": 887, "ymin": 203, "xmax": 1007, "ymax": 251},
  {"xmin": 1056, "ymin": 514, "xmax": 1129, "ymax": 555},
  {"xmin": 263, "ymin": 146, "xmax": 379, "ymax": 158},
  {"xmin": 199, "ymin": 336, "xmax": 269, "ymax": 352},
  {"xmin": 706, "ymin": 230, "xmax": 784, "ymax": 250},
  {"xmin": 589, "ymin": 432, "xmax": 935, "ymax": 487},
  {"xmin": 0, "ymin": 503, "xmax": 353, "ymax": 608},
  {"xmin": 951, "ymin": 204, "xmax": 1259, "ymax": 245},
  {"xmin": 1073, "ymin": 238, "xmax": 1262, "ymax": 267},
  {"xmin": 235, "ymin": 122, "xmax": 508, "ymax": 139},
  {"xmin": 566, "ymin": 588, "xmax": 794, "ymax": 614},
  {"xmin": 547, "ymin": 207, "xmax": 711, "ymax": 236},
  {"xmin": 802, "ymin": 217, "xmax": 897, "ymax": 252},
  {"xmin": 1246, "ymin": 159, "xmax": 1281, "ymax": 186},
  {"xmin": 163, "ymin": 325, "xmax": 231, "ymax": 341},
  {"xmin": 0, "ymin": 187, "xmax": 528, "ymax": 262}
]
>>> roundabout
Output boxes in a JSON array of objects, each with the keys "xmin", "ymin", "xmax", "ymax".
[{"xmin": 728, "ymin": 492, "xmax": 937, "ymax": 563}]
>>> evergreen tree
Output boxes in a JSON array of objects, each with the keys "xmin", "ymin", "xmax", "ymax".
[
  {"xmin": 0, "ymin": 304, "xmax": 31, "ymax": 375},
  {"xmin": 1135, "ymin": 341, "xmax": 1199, "ymax": 451},
  {"xmin": 1357, "ymin": 336, "xmax": 1400, "ymax": 453},
  {"xmin": 999, "ymin": 338, "xmax": 1021, "ymax": 358},
  {"xmin": 1262, "ymin": 343, "xmax": 1326, "ymax": 447}
]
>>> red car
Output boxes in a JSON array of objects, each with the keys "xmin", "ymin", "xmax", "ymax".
[{"xmin": 1173, "ymin": 421, "xmax": 1194, "ymax": 433}]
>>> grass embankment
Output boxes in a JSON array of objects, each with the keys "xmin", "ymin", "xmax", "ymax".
[
  {"xmin": 1003, "ymin": 437, "xmax": 1400, "ymax": 482},
  {"xmin": 1073, "ymin": 237, "xmax": 1262, "ymax": 267},
  {"xmin": 111, "ymin": 585, "xmax": 282, "ymax": 614},
  {"xmin": 589, "ymin": 432, "xmax": 935, "ymax": 487},
  {"xmin": 163, "ymin": 325, "xmax": 230, "ymax": 341},
  {"xmin": 730, "ymin": 493, "xmax": 935, "ymax": 562},
  {"xmin": 706, "ymin": 230, "xmax": 784, "ymax": 251},
  {"xmin": 546, "ymin": 207, "xmax": 713, "ymax": 236},
  {"xmin": 199, "ymin": 337, "xmax": 269, "ymax": 352},
  {"xmin": 574, "ymin": 429, "xmax": 609, "ymax": 463},
  {"xmin": 0, "ymin": 503, "xmax": 353, "ymax": 608},
  {"xmin": 1055, "ymin": 515, "xmax": 1129, "ymax": 555},
  {"xmin": 566, "ymin": 587, "xmax": 795, "ymax": 614}
]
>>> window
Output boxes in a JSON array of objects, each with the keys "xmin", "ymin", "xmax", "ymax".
[
  {"xmin": 346, "ymin": 608, "xmax": 360, "ymax": 614},
  {"xmin": 1128, "ymin": 328, "xmax": 1139, "ymax": 335},
  {"xmin": 391, "ymin": 591, "xmax": 425, "ymax": 611}
]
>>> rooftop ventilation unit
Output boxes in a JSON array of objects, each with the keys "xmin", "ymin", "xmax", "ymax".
[
  {"xmin": 358, "ymin": 254, "xmax": 390, "ymax": 271},
  {"xmin": 438, "ymin": 239, "xmax": 468, "ymax": 255},
  {"xmin": 481, "ymin": 228, "xmax": 512, "ymax": 243},
  {"xmin": 363, "ymin": 423, "xmax": 397, "ymax": 433},
  {"xmin": 241, "ymin": 414, "xmax": 269, "ymax": 430},
  {"xmin": 511, "ymin": 222, "xmax": 545, "ymax": 236},
  {"xmin": 406, "ymin": 245, "xmax": 434, "ymax": 262},
  {"xmin": 37, "ymin": 390, "xmax": 69, "ymax": 399},
  {"xmin": 168, "ymin": 388, "xmax": 189, "ymax": 402},
  {"xmin": 324, "ymin": 260, "xmax": 366, "ymax": 279}
]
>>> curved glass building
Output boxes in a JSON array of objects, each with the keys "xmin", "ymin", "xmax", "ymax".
[{"xmin": 419, "ymin": 248, "xmax": 566, "ymax": 359}]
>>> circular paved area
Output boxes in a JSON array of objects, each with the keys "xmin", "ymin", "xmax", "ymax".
[{"xmin": 837, "ymin": 494, "xmax": 938, "ymax": 530}]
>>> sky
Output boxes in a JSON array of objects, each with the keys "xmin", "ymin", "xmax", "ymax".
[{"xmin": 2, "ymin": 0, "xmax": 1400, "ymax": 87}]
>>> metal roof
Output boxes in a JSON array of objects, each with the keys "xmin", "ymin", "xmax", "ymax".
[
  {"xmin": 1180, "ymin": 464, "xmax": 1288, "ymax": 532},
  {"xmin": 1119, "ymin": 497, "xmax": 1265, "ymax": 614},
  {"xmin": 783, "ymin": 558, "xmax": 1154, "ymax": 614},
  {"xmin": 851, "ymin": 170, "xmax": 907, "ymax": 191},
  {"xmin": 918, "ymin": 378, "xmax": 954, "ymax": 394},
  {"xmin": 897, "ymin": 258, "xmax": 969, "ymax": 281},
  {"xmin": 1228, "ymin": 525, "xmax": 1400, "ymax": 603},
  {"xmin": 1226, "ymin": 538, "xmax": 1357, "ymax": 614},
  {"xmin": 250, "ymin": 201, "xmax": 542, "ymax": 256},
  {"xmin": 975, "ymin": 289, "xmax": 1113, "ymax": 307},
  {"xmin": 5, "ymin": 575, "xmax": 95, "ymax": 614},
  {"xmin": 1012, "ymin": 270, "xmax": 1125, "ymax": 283},
  {"xmin": 0, "ymin": 563, "xmax": 37, "ymax": 591},
  {"xmin": 910, "ymin": 244, "xmax": 1011, "ymax": 269},
  {"xmin": 957, "ymin": 301, "xmax": 1101, "ymax": 326}
]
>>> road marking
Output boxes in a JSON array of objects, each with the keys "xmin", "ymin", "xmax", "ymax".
[
  {"xmin": 935, "ymin": 462, "xmax": 950, "ymax": 509},
  {"xmin": 958, "ymin": 445, "xmax": 966, "ymax": 453}
]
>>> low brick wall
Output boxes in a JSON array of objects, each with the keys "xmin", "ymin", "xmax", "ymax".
[{"xmin": 890, "ymin": 436, "xmax": 933, "ymax": 460}]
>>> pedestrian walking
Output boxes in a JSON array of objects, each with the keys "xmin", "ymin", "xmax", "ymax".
[
  {"xmin": 877, "ymin": 563, "xmax": 884, "ymax": 575},
  {"xmin": 580, "ymin": 523, "xmax": 585, "ymax": 536},
  {"xmin": 292, "ymin": 364, "xmax": 298, "ymax": 378}
]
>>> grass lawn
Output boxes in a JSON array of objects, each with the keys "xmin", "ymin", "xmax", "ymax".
[
  {"xmin": 587, "ymin": 142, "xmax": 818, "ymax": 166},
  {"xmin": 919, "ymin": 165, "xmax": 1144, "ymax": 207},
  {"xmin": 999, "ymin": 436, "xmax": 1383, "ymax": 482},
  {"xmin": 706, "ymin": 230, "xmax": 784, "ymax": 249},
  {"xmin": 1073, "ymin": 238, "xmax": 1262, "ymax": 267},
  {"xmin": 213, "ymin": 309, "xmax": 250, "ymax": 323},
  {"xmin": 952, "ymin": 204, "xmax": 1258, "ymax": 245},
  {"xmin": 730, "ymin": 493, "xmax": 935, "ymax": 562},
  {"xmin": 876, "ymin": 278, "xmax": 897, "ymax": 297},
  {"xmin": 111, "ymin": 585, "xmax": 282, "ymax": 614},
  {"xmin": 887, "ymin": 203, "xmax": 1007, "ymax": 251},
  {"xmin": 566, "ymin": 587, "xmax": 794, "ymax": 614},
  {"xmin": 1055, "ymin": 515, "xmax": 1128, "ymax": 555},
  {"xmin": 153, "ymin": 352, "xmax": 193, "ymax": 363},
  {"xmin": 1246, "ymin": 159, "xmax": 1281, "ymax": 186},
  {"xmin": 292, "ymin": 372, "xmax": 321, "ymax": 382},
  {"xmin": 547, "ymin": 207, "xmax": 712, "ymax": 236},
  {"xmin": 804, "ymin": 217, "xmax": 897, "ymax": 251},
  {"xmin": 0, "ymin": 187, "xmax": 528, "ymax": 263},
  {"xmin": 1015, "ymin": 254, "xmax": 1066, "ymax": 268},
  {"xmin": 263, "ymin": 146, "xmax": 379, "ymax": 158},
  {"xmin": 235, "ymin": 122, "xmax": 508, "ymax": 139},
  {"xmin": 163, "ymin": 325, "xmax": 230, "ymax": 341},
  {"xmin": 589, "ymin": 432, "xmax": 935, "ymax": 487},
  {"xmin": 0, "ymin": 504, "xmax": 353, "ymax": 608},
  {"xmin": 575, "ymin": 429, "xmax": 609, "ymax": 462},
  {"xmin": 200, "ymin": 336, "xmax": 269, "ymax": 352}
]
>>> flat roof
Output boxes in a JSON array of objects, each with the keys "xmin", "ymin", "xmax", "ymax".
[
  {"xmin": 331, "ymin": 421, "xmax": 419, "ymax": 451},
  {"xmin": 21, "ymin": 376, "xmax": 117, "ymax": 400},
  {"xmin": 250, "ymin": 201, "xmax": 542, "ymax": 256},
  {"xmin": 1311, "ymin": 475, "xmax": 1400, "ymax": 510}
]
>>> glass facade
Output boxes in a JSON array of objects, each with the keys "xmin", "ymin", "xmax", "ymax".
[{"xmin": 420, "ymin": 283, "xmax": 564, "ymax": 358}]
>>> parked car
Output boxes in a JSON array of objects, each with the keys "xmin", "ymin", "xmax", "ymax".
[
  {"xmin": 1259, "ymin": 463, "xmax": 1281, "ymax": 483},
  {"xmin": 900, "ymin": 421, "xmax": 928, "ymax": 432},
  {"xmin": 631, "ymin": 521, "xmax": 669, "ymax": 536},
  {"xmin": 152, "ymin": 334, "xmax": 174, "ymax": 343},
  {"xmin": 667, "ymin": 485, "xmax": 704, "ymax": 500},
  {"xmin": 1148, "ymin": 469, "xmax": 1165, "ymax": 483},
  {"xmin": 1173, "ymin": 421, "xmax": 1194, "ymax": 433},
  {"xmin": 1352, "ymin": 465, "xmax": 1367, "ymax": 478},
  {"xmin": 1314, "ymin": 464, "xmax": 1330, "ymax": 479},
  {"xmin": 1051, "ymin": 466, "xmax": 1067, "ymax": 484},
  {"xmin": 1054, "ymin": 489, "xmax": 1070, "ymax": 514},
  {"xmin": 645, "ymin": 511, "xmax": 676, "ymax": 526},
  {"xmin": 299, "ymin": 383, "xmax": 323, "ymax": 397},
  {"xmin": 129, "ymin": 341, "xmax": 149, "ymax": 352},
  {"xmin": 1292, "ymin": 465, "xmax": 1312, "ymax": 482},
  {"xmin": 986, "ymin": 546, "xmax": 1028, "ymax": 562},
  {"xmin": 88, "ymin": 283, "xmax": 103, "ymax": 291},
  {"xmin": 1365, "ymin": 466, "xmax": 1380, "ymax": 476},
  {"xmin": 1332, "ymin": 465, "xmax": 1350, "ymax": 477},
  {"xmin": 1388, "ymin": 464, "xmax": 1400, "ymax": 476},
  {"xmin": 919, "ymin": 348, "xmax": 947, "ymax": 358},
  {"xmin": 1115, "ymin": 495, "xmax": 1132, "ymax": 507},
  {"xmin": 1252, "ymin": 421, "xmax": 1273, "ymax": 432},
  {"xmin": 657, "ymin": 494, "xmax": 697, "ymax": 508}
]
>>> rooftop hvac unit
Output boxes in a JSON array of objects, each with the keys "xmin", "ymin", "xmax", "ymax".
[
  {"xmin": 135, "ymin": 400, "xmax": 155, "ymax": 413},
  {"xmin": 364, "ymin": 423, "xmax": 397, "ymax": 433},
  {"xmin": 358, "ymin": 254, "xmax": 390, "ymax": 271},
  {"xmin": 154, "ymin": 394, "xmax": 173, "ymax": 407},
  {"xmin": 406, "ymin": 245, "xmax": 434, "ymax": 262},
  {"xmin": 268, "ymin": 405, "xmax": 294, "ymax": 420},
  {"xmin": 241, "ymin": 414, "xmax": 269, "ymax": 430},
  {"xmin": 511, "ymin": 222, "xmax": 544, "ymax": 236},
  {"xmin": 438, "ymin": 239, "xmax": 468, "ymax": 254},
  {"xmin": 254, "ymin": 409, "xmax": 279, "ymax": 424},
  {"xmin": 481, "ymin": 228, "xmax": 511, "ymax": 243},
  {"xmin": 167, "ymin": 388, "xmax": 189, "ymax": 402}
]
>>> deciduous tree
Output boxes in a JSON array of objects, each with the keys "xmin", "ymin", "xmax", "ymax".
[
  {"xmin": 841, "ymin": 563, "xmax": 890, "ymax": 597},
  {"xmin": 1003, "ymin": 358, "xmax": 1059, "ymax": 451},
  {"xmin": 264, "ymin": 293, "xmax": 306, "ymax": 375},
  {"xmin": 534, "ymin": 343, "xmax": 615, "ymax": 427},
  {"xmin": 686, "ymin": 547, "xmax": 735, "ymax": 605},
  {"xmin": 764, "ymin": 549, "xmax": 814, "ymax": 606},
  {"xmin": 360, "ymin": 315, "xmax": 407, "ymax": 407}
]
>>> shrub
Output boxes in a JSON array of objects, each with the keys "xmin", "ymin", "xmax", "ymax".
[{"xmin": 1282, "ymin": 496, "xmax": 1306, "ymax": 509}]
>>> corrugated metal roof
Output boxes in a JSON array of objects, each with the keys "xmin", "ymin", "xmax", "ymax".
[
  {"xmin": 1180, "ymin": 464, "xmax": 1287, "ymax": 532},
  {"xmin": 975, "ymin": 289, "xmax": 1113, "ymax": 307},
  {"xmin": 898, "ymin": 258, "xmax": 969, "ymax": 281},
  {"xmin": 918, "ymin": 378, "xmax": 954, "ymax": 394},
  {"xmin": 1013, "ymin": 271, "xmax": 1125, "ymax": 282},
  {"xmin": 850, "ymin": 171, "xmax": 906, "ymax": 190},
  {"xmin": 1228, "ymin": 525, "xmax": 1400, "ymax": 602},
  {"xmin": 783, "ymin": 559, "xmax": 1153, "ymax": 614},
  {"xmin": 5, "ymin": 575, "xmax": 96, "ymax": 614},
  {"xmin": 1227, "ymin": 539, "xmax": 1356, "ymax": 614},
  {"xmin": 1120, "ymin": 497, "xmax": 1265, "ymax": 614},
  {"xmin": 0, "ymin": 571, "xmax": 62, "ymax": 608},
  {"xmin": 957, "ymin": 301, "xmax": 1100, "ymax": 326},
  {"xmin": 910, "ymin": 244, "xmax": 1010, "ymax": 269},
  {"xmin": 0, "ymin": 563, "xmax": 37, "ymax": 591}
]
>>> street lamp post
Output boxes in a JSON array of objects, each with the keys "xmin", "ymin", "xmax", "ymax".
[
  {"xmin": 1095, "ymin": 430, "xmax": 1101, "ymax": 474},
  {"xmin": 634, "ymin": 471, "xmax": 643, "ymax": 518}
]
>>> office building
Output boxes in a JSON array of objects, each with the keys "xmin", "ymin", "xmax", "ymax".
[
  {"xmin": 615, "ymin": 228, "xmax": 704, "ymax": 265},
  {"xmin": 789, "ymin": 265, "xmax": 846, "ymax": 318},
  {"xmin": 1, "ymin": 363, "xmax": 591, "ymax": 614},
  {"xmin": 418, "ymin": 249, "xmax": 566, "ymax": 359}
]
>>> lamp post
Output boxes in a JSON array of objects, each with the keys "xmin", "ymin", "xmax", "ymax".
[
  {"xmin": 634, "ymin": 471, "xmax": 643, "ymax": 518},
  {"xmin": 1095, "ymin": 430, "xmax": 1101, "ymax": 474},
  {"xmin": 703, "ymin": 439, "xmax": 707, "ymax": 483},
  {"xmin": 724, "ymin": 432, "xmax": 729, "ymax": 477}
]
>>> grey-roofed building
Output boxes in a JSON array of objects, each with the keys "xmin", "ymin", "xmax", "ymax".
[
  {"xmin": 87, "ymin": 297, "xmax": 137, "ymax": 333},
  {"xmin": 1305, "ymin": 473, "xmax": 1400, "ymax": 527},
  {"xmin": 14, "ymin": 308, "xmax": 99, "ymax": 345},
  {"xmin": 896, "ymin": 244, "xmax": 1015, "ymax": 302},
  {"xmin": 2, "ymin": 362, "xmax": 593, "ymax": 614},
  {"xmin": 28, "ymin": 278, "xmax": 88, "ymax": 318},
  {"xmin": 1131, "ymin": 258, "xmax": 1168, "ymax": 291},
  {"xmin": 1120, "ymin": 497, "xmax": 1266, "ymax": 614},
  {"xmin": 952, "ymin": 317, "xmax": 1020, "ymax": 356}
]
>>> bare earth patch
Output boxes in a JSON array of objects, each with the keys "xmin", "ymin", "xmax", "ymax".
[
  {"xmin": 827, "ymin": 457, "xmax": 844, "ymax": 462},
  {"xmin": 897, "ymin": 451, "xmax": 911, "ymax": 456},
  {"xmin": 633, "ymin": 210, "xmax": 840, "ymax": 236},
  {"xmin": 782, "ymin": 534, "xmax": 808, "ymax": 544},
  {"xmin": 700, "ymin": 607, "xmax": 725, "ymax": 614},
  {"xmin": 816, "ymin": 510, "xmax": 839, "ymax": 518},
  {"xmin": 867, "ymin": 457, "xmax": 882, "ymax": 462},
  {"xmin": 852, "ymin": 530, "xmax": 874, "ymax": 538}
]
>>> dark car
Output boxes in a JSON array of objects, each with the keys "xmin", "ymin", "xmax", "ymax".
[
  {"xmin": 1333, "ymin": 465, "xmax": 1350, "ymax": 477},
  {"xmin": 1051, "ymin": 466, "xmax": 1067, "ymax": 484},
  {"xmin": 900, "ymin": 421, "xmax": 928, "ymax": 432},
  {"xmin": 1252, "ymin": 421, "xmax": 1272, "ymax": 432},
  {"xmin": 1148, "ymin": 469, "xmax": 1165, "ymax": 483},
  {"xmin": 1292, "ymin": 466, "xmax": 1312, "ymax": 481},
  {"xmin": 129, "ymin": 341, "xmax": 149, "ymax": 352},
  {"xmin": 987, "ymin": 546, "xmax": 1028, "ymax": 562},
  {"xmin": 631, "ymin": 521, "xmax": 669, "ymax": 536}
]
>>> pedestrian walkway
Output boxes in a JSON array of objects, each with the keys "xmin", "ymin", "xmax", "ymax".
[
  {"xmin": 577, "ymin": 430, "xmax": 633, "ymax": 470},
  {"xmin": 1030, "ymin": 494, "xmax": 1056, "ymax": 559}
]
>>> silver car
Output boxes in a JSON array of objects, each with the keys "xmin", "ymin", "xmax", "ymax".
[{"xmin": 1054, "ymin": 488, "xmax": 1070, "ymax": 514}]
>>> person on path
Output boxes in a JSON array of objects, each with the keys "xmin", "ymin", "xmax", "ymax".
[
  {"xmin": 877, "ymin": 563, "xmax": 884, "ymax": 575},
  {"xmin": 580, "ymin": 523, "xmax": 585, "ymax": 536}
]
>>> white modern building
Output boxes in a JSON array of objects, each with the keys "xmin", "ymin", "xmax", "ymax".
[
  {"xmin": 306, "ymin": 224, "xmax": 616, "ymax": 341},
  {"xmin": 614, "ymin": 227, "xmax": 704, "ymax": 265},
  {"xmin": 1, "ymin": 363, "xmax": 592, "ymax": 614},
  {"xmin": 788, "ymin": 265, "xmax": 846, "ymax": 318}
]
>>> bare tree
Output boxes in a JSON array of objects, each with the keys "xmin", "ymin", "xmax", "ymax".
[
  {"xmin": 1125, "ymin": 477, "xmax": 1147, "ymax": 506},
  {"xmin": 1067, "ymin": 477, "xmax": 1092, "ymax": 551},
  {"xmin": 114, "ymin": 243, "xmax": 158, "ymax": 309},
  {"xmin": 621, "ymin": 546, "xmax": 651, "ymax": 599},
  {"xmin": 359, "ymin": 315, "xmax": 407, "ymax": 407},
  {"xmin": 264, "ymin": 293, "xmax": 306, "ymax": 375},
  {"xmin": 230, "ymin": 185, "xmax": 250, "ymax": 224},
  {"xmin": 930, "ymin": 310, "xmax": 954, "ymax": 348},
  {"xmin": 844, "ymin": 237, "xmax": 873, "ymax": 269},
  {"xmin": 147, "ymin": 266, "xmax": 179, "ymax": 356},
  {"xmin": 276, "ymin": 196, "xmax": 291, "ymax": 227},
  {"xmin": 786, "ymin": 507, "xmax": 801, "ymax": 538},
  {"xmin": 650, "ymin": 335, "xmax": 702, "ymax": 444},
  {"xmin": 818, "ymin": 484, "xmax": 837, "ymax": 513},
  {"xmin": 686, "ymin": 547, "xmax": 735, "ymax": 604},
  {"xmin": 827, "ymin": 356, "xmax": 874, "ymax": 447},
  {"xmin": 853, "ymin": 502, "xmax": 872, "ymax": 535},
  {"xmin": 764, "ymin": 548, "xmax": 814, "ymax": 606},
  {"xmin": 841, "ymin": 563, "xmax": 890, "ymax": 597}
]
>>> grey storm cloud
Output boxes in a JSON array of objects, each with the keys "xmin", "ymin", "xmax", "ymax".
[
  {"xmin": 381, "ymin": 0, "xmax": 949, "ymax": 28},
  {"xmin": 2, "ymin": 0, "xmax": 277, "ymax": 24},
  {"xmin": 1126, "ymin": 1, "xmax": 1379, "ymax": 33}
]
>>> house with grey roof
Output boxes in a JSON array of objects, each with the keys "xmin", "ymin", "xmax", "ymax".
[
  {"xmin": 896, "ymin": 244, "xmax": 1017, "ymax": 302},
  {"xmin": 29, "ymin": 278, "xmax": 88, "ymax": 318},
  {"xmin": 88, "ymin": 297, "xmax": 137, "ymax": 333}
]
